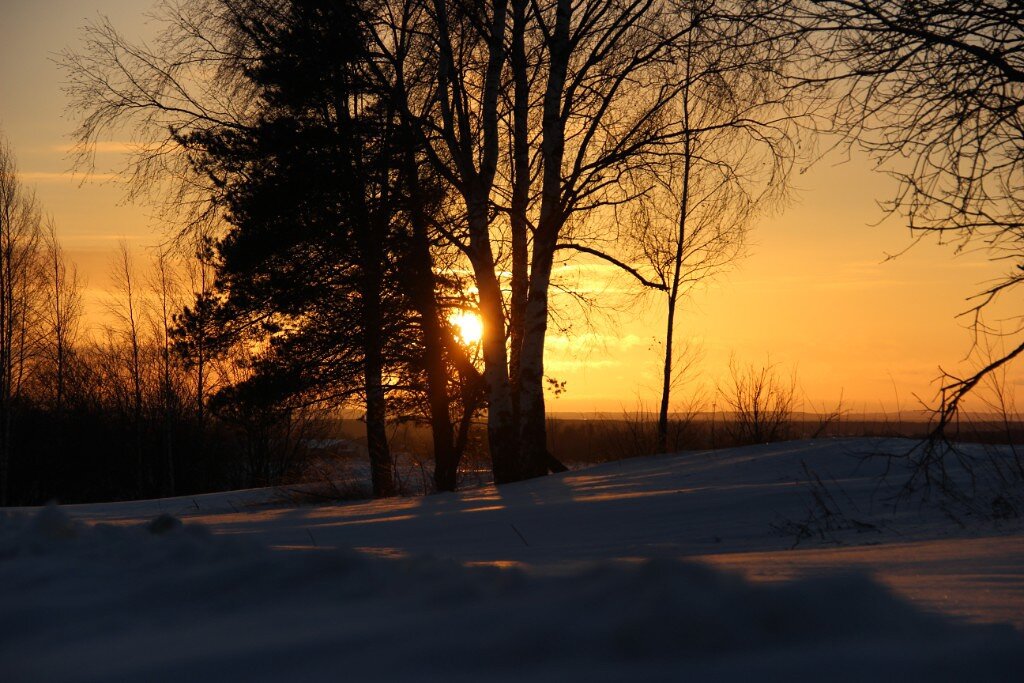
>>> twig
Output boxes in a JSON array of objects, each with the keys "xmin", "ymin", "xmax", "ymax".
[{"xmin": 510, "ymin": 523, "xmax": 530, "ymax": 547}]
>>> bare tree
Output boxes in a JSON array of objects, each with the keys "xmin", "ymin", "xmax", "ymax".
[
  {"xmin": 631, "ymin": 1, "xmax": 796, "ymax": 454},
  {"xmin": 797, "ymin": 1, "xmax": 1024, "ymax": 431},
  {"xmin": 719, "ymin": 355, "xmax": 796, "ymax": 445},
  {"xmin": 59, "ymin": 0, "xmax": 261, "ymax": 233},
  {"xmin": 180, "ymin": 247, "xmax": 216, "ymax": 459},
  {"xmin": 41, "ymin": 219, "xmax": 83, "ymax": 415},
  {"xmin": 518, "ymin": 0, "xmax": 715, "ymax": 477},
  {"xmin": 377, "ymin": 0, "xmax": 521, "ymax": 481},
  {"xmin": 148, "ymin": 247, "xmax": 181, "ymax": 496},
  {"xmin": 108, "ymin": 241, "xmax": 146, "ymax": 494},
  {"xmin": 0, "ymin": 138, "xmax": 45, "ymax": 505},
  {"xmin": 370, "ymin": 0, "xmax": 704, "ymax": 481}
]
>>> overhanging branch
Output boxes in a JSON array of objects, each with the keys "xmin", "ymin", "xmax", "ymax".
[
  {"xmin": 935, "ymin": 338, "xmax": 1024, "ymax": 434},
  {"xmin": 555, "ymin": 242, "xmax": 667, "ymax": 290}
]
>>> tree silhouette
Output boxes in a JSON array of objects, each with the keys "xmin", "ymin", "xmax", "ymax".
[
  {"xmin": 633, "ymin": 1, "xmax": 795, "ymax": 454},
  {"xmin": 0, "ymin": 137, "xmax": 44, "ymax": 506},
  {"xmin": 180, "ymin": 1, "xmax": 407, "ymax": 496},
  {"xmin": 61, "ymin": 0, "xmax": 809, "ymax": 493},
  {"xmin": 374, "ymin": 0, "xmax": 709, "ymax": 482},
  {"xmin": 800, "ymin": 0, "xmax": 1024, "ymax": 431}
]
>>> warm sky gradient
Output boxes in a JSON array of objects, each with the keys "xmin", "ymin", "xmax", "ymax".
[{"xmin": 2, "ymin": 0, "xmax": 1019, "ymax": 415}]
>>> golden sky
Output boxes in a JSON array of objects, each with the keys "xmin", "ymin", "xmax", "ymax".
[{"xmin": 2, "ymin": 0, "xmax": 1018, "ymax": 415}]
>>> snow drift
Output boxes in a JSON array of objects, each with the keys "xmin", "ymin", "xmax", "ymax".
[{"xmin": 2, "ymin": 501, "xmax": 1021, "ymax": 682}]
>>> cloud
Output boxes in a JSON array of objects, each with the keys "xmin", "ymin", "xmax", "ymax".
[
  {"xmin": 62, "ymin": 234, "xmax": 148, "ymax": 243},
  {"xmin": 50, "ymin": 141, "xmax": 159, "ymax": 154},
  {"xmin": 544, "ymin": 358, "xmax": 622, "ymax": 371},
  {"xmin": 17, "ymin": 171, "xmax": 118, "ymax": 183},
  {"xmin": 546, "ymin": 332, "xmax": 650, "ymax": 351}
]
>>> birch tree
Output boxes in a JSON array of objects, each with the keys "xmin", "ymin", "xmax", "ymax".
[
  {"xmin": 374, "ymin": 0, "xmax": 695, "ymax": 481},
  {"xmin": 636, "ymin": 1, "xmax": 795, "ymax": 454}
]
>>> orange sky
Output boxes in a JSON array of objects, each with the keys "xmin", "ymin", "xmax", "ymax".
[{"xmin": 2, "ymin": 0, "xmax": 1019, "ymax": 415}]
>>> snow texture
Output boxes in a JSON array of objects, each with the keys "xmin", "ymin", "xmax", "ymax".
[{"xmin": 1, "ymin": 439, "xmax": 1023, "ymax": 681}]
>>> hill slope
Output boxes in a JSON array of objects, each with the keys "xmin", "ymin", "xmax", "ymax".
[{"xmin": 2, "ymin": 438, "xmax": 1022, "ymax": 680}]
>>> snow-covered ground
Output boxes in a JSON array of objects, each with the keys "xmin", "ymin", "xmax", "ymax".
[{"xmin": 2, "ymin": 438, "xmax": 1022, "ymax": 681}]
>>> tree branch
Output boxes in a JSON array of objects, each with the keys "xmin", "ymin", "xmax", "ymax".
[{"xmin": 554, "ymin": 242, "xmax": 666, "ymax": 290}]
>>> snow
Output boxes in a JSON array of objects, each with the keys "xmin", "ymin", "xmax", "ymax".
[{"xmin": 2, "ymin": 438, "xmax": 1023, "ymax": 681}]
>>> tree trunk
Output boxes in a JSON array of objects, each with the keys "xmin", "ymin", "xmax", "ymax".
[
  {"xmin": 657, "ymin": 57, "xmax": 694, "ymax": 456},
  {"xmin": 0, "ymin": 227, "xmax": 9, "ymax": 507},
  {"xmin": 517, "ymin": 0, "xmax": 572, "ymax": 478},
  {"xmin": 402, "ymin": 146, "xmax": 459, "ymax": 492},
  {"xmin": 518, "ymin": 238, "xmax": 555, "ymax": 478},
  {"xmin": 429, "ymin": 0, "xmax": 520, "ymax": 484},
  {"xmin": 508, "ymin": 0, "xmax": 531, "ymax": 425},
  {"xmin": 656, "ymin": 313, "xmax": 674, "ymax": 453},
  {"xmin": 364, "ymin": 347, "xmax": 393, "ymax": 497},
  {"xmin": 159, "ymin": 257, "xmax": 175, "ymax": 498},
  {"xmin": 162, "ymin": 352, "xmax": 175, "ymax": 497},
  {"xmin": 657, "ymin": 288, "xmax": 678, "ymax": 454},
  {"xmin": 361, "ymin": 243, "xmax": 395, "ymax": 498},
  {"xmin": 466, "ymin": 198, "xmax": 520, "ymax": 484}
]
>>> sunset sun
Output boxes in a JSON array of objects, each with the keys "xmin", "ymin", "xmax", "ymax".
[{"xmin": 450, "ymin": 310, "xmax": 483, "ymax": 344}]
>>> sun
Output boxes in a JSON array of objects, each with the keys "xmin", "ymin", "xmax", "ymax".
[{"xmin": 450, "ymin": 310, "xmax": 483, "ymax": 345}]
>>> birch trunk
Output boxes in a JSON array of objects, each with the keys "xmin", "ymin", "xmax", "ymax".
[
  {"xmin": 658, "ymin": 70, "xmax": 694, "ymax": 456},
  {"xmin": 508, "ymin": 0, "xmax": 531, "ymax": 422},
  {"xmin": 467, "ymin": 198, "xmax": 519, "ymax": 483},
  {"xmin": 518, "ymin": 0, "xmax": 571, "ymax": 476}
]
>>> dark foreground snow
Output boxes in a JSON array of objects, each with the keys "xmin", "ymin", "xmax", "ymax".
[{"xmin": 1, "ymin": 439, "xmax": 1023, "ymax": 681}]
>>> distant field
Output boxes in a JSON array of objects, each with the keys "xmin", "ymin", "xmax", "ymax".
[{"xmin": 319, "ymin": 411, "xmax": 1024, "ymax": 471}]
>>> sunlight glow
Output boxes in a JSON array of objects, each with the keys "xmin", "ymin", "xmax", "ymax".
[{"xmin": 451, "ymin": 311, "xmax": 483, "ymax": 345}]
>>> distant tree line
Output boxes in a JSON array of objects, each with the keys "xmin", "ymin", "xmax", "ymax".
[{"xmin": 0, "ymin": 138, "xmax": 323, "ymax": 505}]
